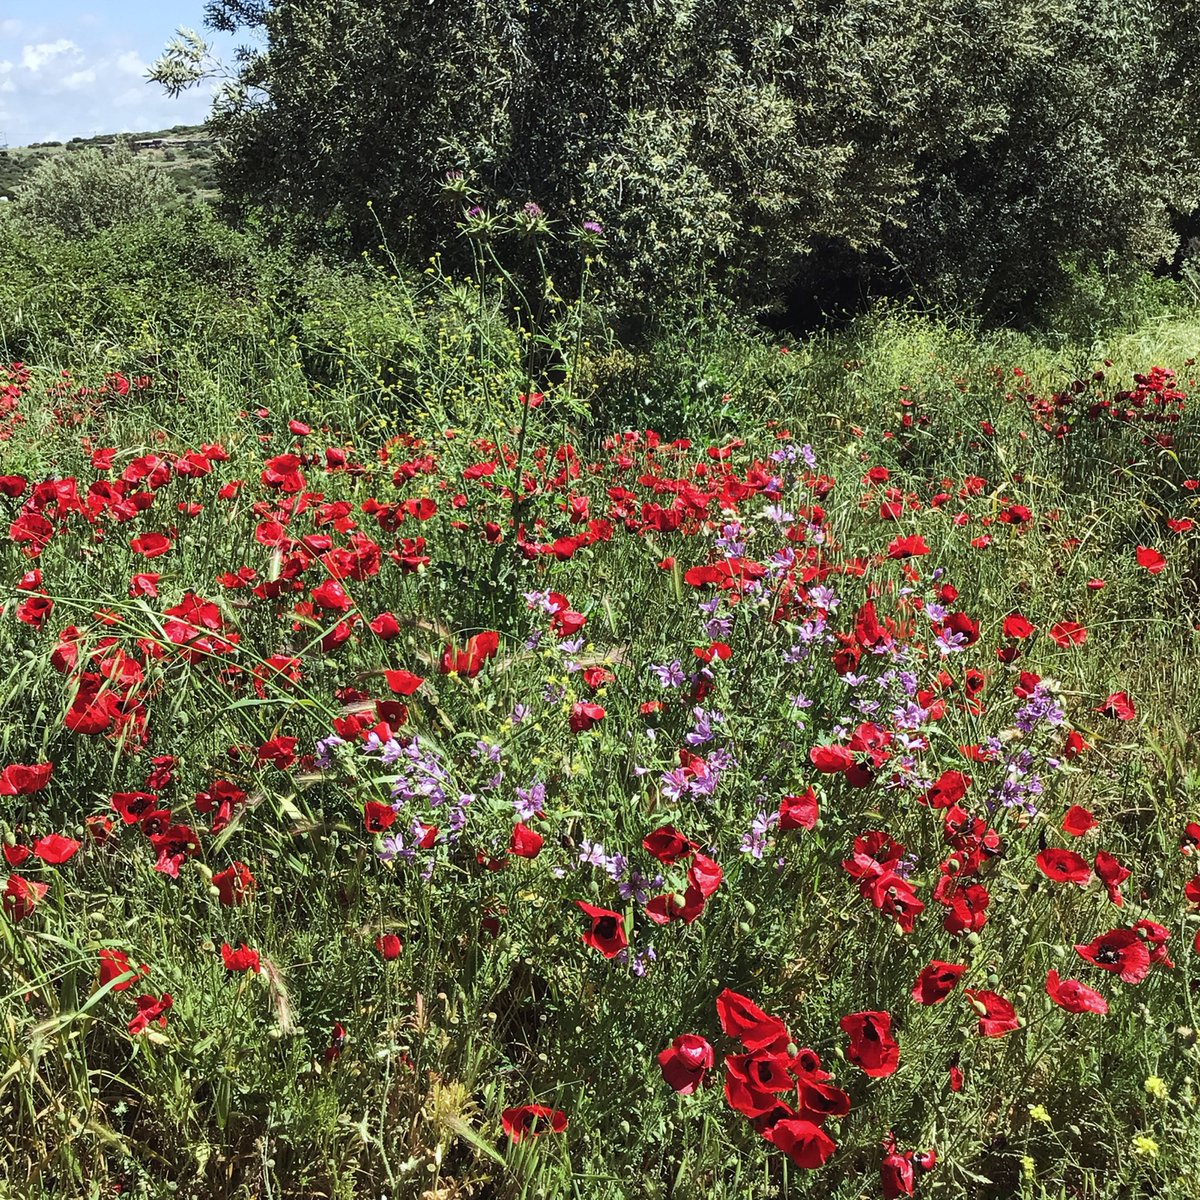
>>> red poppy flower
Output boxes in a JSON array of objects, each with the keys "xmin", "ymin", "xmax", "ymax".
[
  {"xmin": 129, "ymin": 532, "xmax": 172, "ymax": 558},
  {"xmin": 574, "ymin": 900, "xmax": 627, "ymax": 958},
  {"xmin": 1096, "ymin": 691, "xmax": 1136, "ymax": 721},
  {"xmin": 3, "ymin": 873, "xmax": 48, "ymax": 921},
  {"xmin": 840, "ymin": 1011, "xmax": 899, "ymax": 1077},
  {"xmin": 212, "ymin": 861, "xmax": 256, "ymax": 907},
  {"xmin": 789, "ymin": 1046, "xmax": 830, "ymax": 1082},
  {"xmin": 1063, "ymin": 729, "xmax": 1088, "ymax": 760},
  {"xmin": 911, "ymin": 960, "xmax": 966, "ymax": 1005},
  {"xmin": 880, "ymin": 1137, "xmax": 914, "ymax": 1199},
  {"xmin": 764, "ymin": 1117, "xmax": 837, "ymax": 1169},
  {"xmin": 129, "ymin": 572, "xmax": 160, "ymax": 598},
  {"xmin": 795, "ymin": 1077, "xmax": 851, "ymax": 1122},
  {"xmin": 1182, "ymin": 821, "xmax": 1200, "ymax": 855},
  {"xmin": 810, "ymin": 744, "xmax": 854, "ymax": 773},
  {"xmin": 1036, "ymin": 848, "xmax": 1092, "ymax": 885},
  {"xmin": 736, "ymin": 1048, "xmax": 798, "ymax": 1092},
  {"xmin": 715, "ymin": 989, "xmax": 789, "ymax": 1053},
  {"xmin": 440, "ymin": 630, "xmax": 500, "ymax": 677},
  {"xmin": 32, "ymin": 833, "xmax": 81, "ymax": 865},
  {"xmin": 941, "ymin": 611, "xmax": 980, "ymax": 647},
  {"xmin": 256, "ymin": 736, "xmax": 298, "ymax": 768},
  {"xmin": 364, "ymin": 801, "xmax": 397, "ymax": 832},
  {"xmin": 886, "ymin": 534, "xmax": 929, "ymax": 558},
  {"xmin": 147, "ymin": 824, "xmax": 201, "ymax": 877},
  {"xmin": 311, "ymin": 579, "xmax": 352, "ymax": 612},
  {"xmin": 1136, "ymin": 545, "xmax": 1166, "ymax": 574},
  {"xmin": 1094, "ymin": 851, "xmax": 1130, "ymax": 906},
  {"xmin": 1061, "ymin": 805, "xmax": 1096, "ymax": 836},
  {"xmin": 1049, "ymin": 621, "xmax": 1087, "ymax": 647},
  {"xmin": 922, "ymin": 769, "xmax": 971, "ymax": 809},
  {"xmin": 779, "ymin": 788, "xmax": 819, "ymax": 831},
  {"xmin": 509, "ymin": 822, "xmax": 544, "ymax": 858},
  {"xmin": 657, "ymin": 1034, "xmax": 714, "ymax": 1095},
  {"xmin": 111, "ymin": 790, "xmax": 160, "ymax": 825},
  {"xmin": 864, "ymin": 871, "xmax": 925, "ymax": 933},
  {"xmin": 645, "ymin": 885, "xmax": 706, "ymax": 926},
  {"xmin": 375, "ymin": 933, "xmax": 403, "ymax": 960},
  {"xmin": 1132, "ymin": 920, "xmax": 1174, "ymax": 968},
  {"xmin": 687, "ymin": 852, "xmax": 723, "ymax": 899},
  {"xmin": 643, "ymin": 825, "xmax": 694, "ymax": 864},
  {"xmin": 99, "ymin": 948, "xmax": 146, "ymax": 992},
  {"xmin": 0, "ymin": 762, "xmax": 52, "ymax": 795},
  {"xmin": 581, "ymin": 665, "xmax": 614, "ymax": 689},
  {"xmin": 726, "ymin": 1073, "xmax": 791, "ymax": 1125},
  {"xmin": 370, "ymin": 612, "xmax": 401, "ymax": 639},
  {"xmin": 15, "ymin": 594, "xmax": 53, "ymax": 628},
  {"xmin": 1045, "ymin": 969, "xmax": 1107, "ymax": 1014},
  {"xmin": 501, "ymin": 1104, "xmax": 567, "ymax": 1142},
  {"xmin": 939, "ymin": 881, "xmax": 990, "ymax": 935},
  {"xmin": 1074, "ymin": 928, "xmax": 1151, "ymax": 983},
  {"xmin": 261, "ymin": 454, "xmax": 306, "ymax": 493},
  {"xmin": 221, "ymin": 942, "xmax": 262, "ymax": 973},
  {"xmin": 382, "ymin": 669, "xmax": 424, "ymax": 695},
  {"xmin": 568, "ymin": 701, "xmax": 606, "ymax": 733},
  {"xmin": 964, "ymin": 988, "xmax": 1019, "ymax": 1037},
  {"xmin": 1002, "ymin": 613, "xmax": 1035, "ymax": 639},
  {"xmin": 128, "ymin": 992, "xmax": 173, "ymax": 1035}
]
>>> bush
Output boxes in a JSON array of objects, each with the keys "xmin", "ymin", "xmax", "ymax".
[
  {"xmin": 0, "ymin": 203, "xmax": 268, "ymax": 369},
  {"xmin": 11, "ymin": 142, "xmax": 182, "ymax": 239}
]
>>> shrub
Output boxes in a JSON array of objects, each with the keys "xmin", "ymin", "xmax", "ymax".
[{"xmin": 11, "ymin": 142, "xmax": 182, "ymax": 240}]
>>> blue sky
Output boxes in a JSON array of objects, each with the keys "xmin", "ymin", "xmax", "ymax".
[{"xmin": 0, "ymin": 2, "xmax": 248, "ymax": 145}]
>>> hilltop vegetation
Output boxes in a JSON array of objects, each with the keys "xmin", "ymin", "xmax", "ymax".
[{"xmin": 0, "ymin": 124, "xmax": 217, "ymax": 203}]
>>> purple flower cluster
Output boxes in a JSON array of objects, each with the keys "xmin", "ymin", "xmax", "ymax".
[{"xmin": 362, "ymin": 733, "xmax": 474, "ymax": 845}]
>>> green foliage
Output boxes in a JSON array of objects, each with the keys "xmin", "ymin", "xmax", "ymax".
[
  {"xmin": 10, "ymin": 143, "xmax": 184, "ymax": 240},
  {"xmin": 0, "ymin": 204, "xmax": 270, "ymax": 372},
  {"xmin": 156, "ymin": 0, "xmax": 1200, "ymax": 327}
]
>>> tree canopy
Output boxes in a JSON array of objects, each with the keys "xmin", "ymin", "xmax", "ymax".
[{"xmin": 156, "ymin": 0, "xmax": 1200, "ymax": 325}]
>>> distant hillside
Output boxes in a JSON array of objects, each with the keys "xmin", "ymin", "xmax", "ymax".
[{"xmin": 0, "ymin": 125, "xmax": 219, "ymax": 203}]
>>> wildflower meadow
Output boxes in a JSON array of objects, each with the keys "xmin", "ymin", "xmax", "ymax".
[
  {"xmin": 4, "ymin": 271, "xmax": 1200, "ymax": 1200},
  {"xmin": 5, "ymin": 7, "xmax": 1200, "ymax": 1186}
]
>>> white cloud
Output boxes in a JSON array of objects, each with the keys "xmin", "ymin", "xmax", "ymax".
[
  {"xmin": 0, "ymin": 20, "xmax": 22, "ymax": 39},
  {"xmin": 21, "ymin": 39, "xmax": 80, "ymax": 73},
  {"xmin": 62, "ymin": 68, "xmax": 96, "ymax": 90},
  {"xmin": 116, "ymin": 51, "xmax": 144, "ymax": 76}
]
